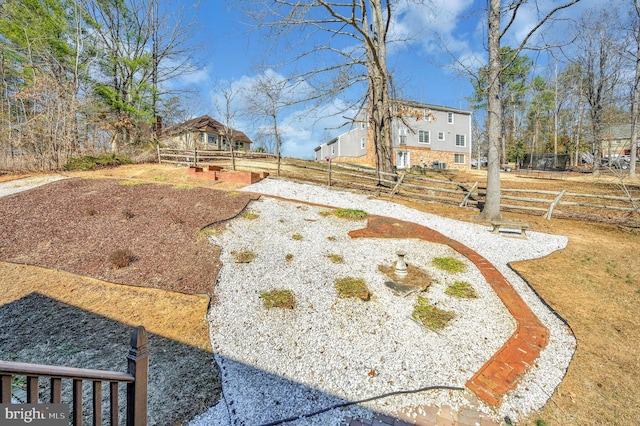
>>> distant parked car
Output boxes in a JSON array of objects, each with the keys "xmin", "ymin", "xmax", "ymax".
[
  {"xmin": 470, "ymin": 157, "xmax": 488, "ymax": 168},
  {"xmin": 601, "ymin": 156, "xmax": 630, "ymax": 169}
]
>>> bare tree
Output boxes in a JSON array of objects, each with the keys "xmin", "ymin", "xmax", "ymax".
[
  {"xmin": 568, "ymin": 7, "xmax": 625, "ymax": 174},
  {"xmin": 242, "ymin": 0, "xmax": 396, "ymax": 184},
  {"xmin": 241, "ymin": 71, "xmax": 296, "ymax": 176},
  {"xmin": 483, "ymin": 0, "xmax": 581, "ymax": 220},
  {"xmin": 629, "ymin": 1, "xmax": 640, "ymax": 177}
]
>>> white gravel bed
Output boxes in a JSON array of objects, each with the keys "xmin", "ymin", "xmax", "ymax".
[
  {"xmin": 0, "ymin": 175, "xmax": 67, "ymax": 198},
  {"xmin": 191, "ymin": 178, "xmax": 576, "ymax": 425}
]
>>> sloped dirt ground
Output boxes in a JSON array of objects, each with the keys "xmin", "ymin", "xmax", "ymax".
[
  {"xmin": 0, "ymin": 175, "xmax": 257, "ymax": 425},
  {"xmin": 1, "ymin": 163, "xmax": 639, "ymax": 425}
]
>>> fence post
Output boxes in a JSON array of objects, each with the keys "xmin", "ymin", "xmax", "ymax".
[
  {"xmin": 126, "ymin": 326, "xmax": 148, "ymax": 426},
  {"xmin": 194, "ymin": 149, "xmax": 198, "ymax": 167},
  {"xmin": 546, "ymin": 189, "xmax": 566, "ymax": 220},
  {"xmin": 327, "ymin": 157, "xmax": 332, "ymax": 187},
  {"xmin": 156, "ymin": 145, "xmax": 161, "ymax": 164}
]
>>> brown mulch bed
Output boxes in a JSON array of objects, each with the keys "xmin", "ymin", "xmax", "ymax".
[{"xmin": 0, "ymin": 178, "xmax": 258, "ymax": 297}]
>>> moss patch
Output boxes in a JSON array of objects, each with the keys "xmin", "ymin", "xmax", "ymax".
[
  {"xmin": 432, "ymin": 256, "xmax": 467, "ymax": 273},
  {"xmin": 260, "ymin": 289, "xmax": 295, "ymax": 309},
  {"xmin": 412, "ymin": 297, "xmax": 455, "ymax": 331},
  {"xmin": 335, "ymin": 277, "xmax": 370, "ymax": 301},
  {"xmin": 445, "ymin": 281, "xmax": 477, "ymax": 298},
  {"xmin": 232, "ymin": 250, "xmax": 256, "ymax": 263},
  {"xmin": 335, "ymin": 208, "xmax": 369, "ymax": 220}
]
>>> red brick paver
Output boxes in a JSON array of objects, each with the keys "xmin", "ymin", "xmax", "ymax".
[{"xmin": 349, "ymin": 216, "xmax": 549, "ymax": 408}]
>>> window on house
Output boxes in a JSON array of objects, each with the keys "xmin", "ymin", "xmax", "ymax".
[
  {"xmin": 438, "ymin": 131, "xmax": 445, "ymax": 141},
  {"xmin": 455, "ymin": 134, "xmax": 466, "ymax": 146},
  {"xmin": 360, "ymin": 137, "xmax": 365, "ymax": 149},
  {"xmin": 423, "ymin": 109, "xmax": 432, "ymax": 121},
  {"xmin": 418, "ymin": 130, "xmax": 430, "ymax": 144},
  {"xmin": 454, "ymin": 154, "xmax": 465, "ymax": 164},
  {"xmin": 207, "ymin": 134, "xmax": 217, "ymax": 145},
  {"xmin": 447, "ymin": 112, "xmax": 454, "ymax": 124},
  {"xmin": 399, "ymin": 128, "xmax": 407, "ymax": 145},
  {"xmin": 199, "ymin": 132, "xmax": 205, "ymax": 142}
]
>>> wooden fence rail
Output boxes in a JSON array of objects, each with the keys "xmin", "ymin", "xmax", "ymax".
[
  {"xmin": 0, "ymin": 326, "xmax": 148, "ymax": 426},
  {"xmin": 158, "ymin": 151, "xmax": 640, "ymax": 225}
]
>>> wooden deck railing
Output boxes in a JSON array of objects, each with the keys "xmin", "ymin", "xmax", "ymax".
[{"xmin": 0, "ymin": 326, "xmax": 148, "ymax": 426}]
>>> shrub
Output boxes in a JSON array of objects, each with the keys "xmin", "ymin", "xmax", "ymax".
[
  {"xmin": 292, "ymin": 233, "xmax": 303, "ymax": 241},
  {"xmin": 260, "ymin": 289, "xmax": 295, "ymax": 309},
  {"xmin": 412, "ymin": 297, "xmax": 454, "ymax": 331},
  {"xmin": 108, "ymin": 249, "xmax": 136, "ymax": 268},
  {"xmin": 335, "ymin": 277, "xmax": 370, "ymax": 301},
  {"xmin": 64, "ymin": 154, "xmax": 132, "ymax": 171},
  {"xmin": 285, "ymin": 253, "xmax": 293, "ymax": 262},
  {"xmin": 445, "ymin": 281, "xmax": 477, "ymax": 298},
  {"xmin": 432, "ymin": 256, "xmax": 467, "ymax": 273},
  {"xmin": 335, "ymin": 208, "xmax": 368, "ymax": 219},
  {"xmin": 243, "ymin": 212, "xmax": 259, "ymax": 220},
  {"xmin": 327, "ymin": 254, "xmax": 344, "ymax": 263}
]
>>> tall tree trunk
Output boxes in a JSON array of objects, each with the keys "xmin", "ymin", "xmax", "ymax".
[
  {"xmin": 483, "ymin": 0, "xmax": 503, "ymax": 220},
  {"xmin": 630, "ymin": 1, "xmax": 640, "ymax": 177}
]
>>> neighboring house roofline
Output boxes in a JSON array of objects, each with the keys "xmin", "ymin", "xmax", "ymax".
[
  {"xmin": 161, "ymin": 115, "xmax": 252, "ymax": 144},
  {"xmin": 393, "ymin": 99, "xmax": 472, "ymax": 115}
]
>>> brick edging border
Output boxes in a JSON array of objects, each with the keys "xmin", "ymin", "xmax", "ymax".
[{"xmin": 348, "ymin": 215, "xmax": 549, "ymax": 407}]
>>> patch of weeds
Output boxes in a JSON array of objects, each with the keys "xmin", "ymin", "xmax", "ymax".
[
  {"xmin": 445, "ymin": 281, "xmax": 477, "ymax": 298},
  {"xmin": 285, "ymin": 253, "xmax": 293, "ymax": 262},
  {"xmin": 260, "ymin": 289, "xmax": 295, "ymax": 309},
  {"xmin": 536, "ymin": 420, "xmax": 548, "ymax": 426},
  {"xmin": 120, "ymin": 179, "xmax": 145, "ymax": 186},
  {"xmin": 327, "ymin": 236, "xmax": 336, "ymax": 241},
  {"xmin": 335, "ymin": 208, "xmax": 368, "ymax": 220},
  {"xmin": 153, "ymin": 176, "xmax": 169, "ymax": 182},
  {"xmin": 243, "ymin": 212, "xmax": 259, "ymax": 220},
  {"xmin": 318, "ymin": 210, "xmax": 333, "ymax": 217},
  {"xmin": 108, "ymin": 249, "xmax": 136, "ymax": 268},
  {"xmin": 228, "ymin": 191, "xmax": 240, "ymax": 197},
  {"xmin": 432, "ymin": 256, "xmax": 466, "ymax": 273},
  {"xmin": 412, "ymin": 297, "xmax": 454, "ymax": 331},
  {"xmin": 327, "ymin": 254, "xmax": 344, "ymax": 263},
  {"xmin": 173, "ymin": 184, "xmax": 192, "ymax": 189},
  {"xmin": 232, "ymin": 250, "xmax": 256, "ymax": 263},
  {"xmin": 378, "ymin": 263, "xmax": 431, "ymax": 291},
  {"xmin": 334, "ymin": 277, "xmax": 370, "ymax": 301},
  {"xmin": 199, "ymin": 227, "xmax": 219, "ymax": 239},
  {"xmin": 292, "ymin": 233, "xmax": 303, "ymax": 241},
  {"xmin": 84, "ymin": 207, "xmax": 98, "ymax": 217},
  {"xmin": 122, "ymin": 209, "xmax": 135, "ymax": 220}
]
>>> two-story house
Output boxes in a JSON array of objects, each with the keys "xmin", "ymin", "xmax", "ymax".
[
  {"xmin": 314, "ymin": 101, "xmax": 472, "ymax": 170},
  {"xmin": 160, "ymin": 115, "xmax": 252, "ymax": 151}
]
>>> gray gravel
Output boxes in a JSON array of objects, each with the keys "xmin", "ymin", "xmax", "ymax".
[{"xmin": 191, "ymin": 178, "xmax": 576, "ymax": 426}]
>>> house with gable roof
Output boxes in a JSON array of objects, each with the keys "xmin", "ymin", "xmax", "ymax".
[
  {"xmin": 160, "ymin": 115, "xmax": 252, "ymax": 151},
  {"xmin": 314, "ymin": 100, "xmax": 472, "ymax": 170}
]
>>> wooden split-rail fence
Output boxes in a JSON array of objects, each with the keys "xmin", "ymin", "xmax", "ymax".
[{"xmin": 157, "ymin": 149, "xmax": 640, "ymax": 226}]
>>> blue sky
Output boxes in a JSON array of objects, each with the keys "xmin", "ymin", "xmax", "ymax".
[{"xmin": 169, "ymin": 0, "xmax": 603, "ymax": 159}]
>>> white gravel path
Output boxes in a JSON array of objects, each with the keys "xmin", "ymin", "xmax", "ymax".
[
  {"xmin": 190, "ymin": 178, "xmax": 576, "ymax": 426},
  {"xmin": 0, "ymin": 175, "xmax": 67, "ymax": 198}
]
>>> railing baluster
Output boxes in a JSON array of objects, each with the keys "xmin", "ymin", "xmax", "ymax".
[
  {"xmin": 109, "ymin": 382, "xmax": 119, "ymax": 426},
  {"xmin": 1, "ymin": 374, "xmax": 11, "ymax": 403},
  {"xmin": 73, "ymin": 379, "xmax": 83, "ymax": 426},
  {"xmin": 93, "ymin": 381, "xmax": 102, "ymax": 426},
  {"xmin": 50, "ymin": 377, "xmax": 62, "ymax": 403},
  {"xmin": 27, "ymin": 376, "xmax": 38, "ymax": 403}
]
